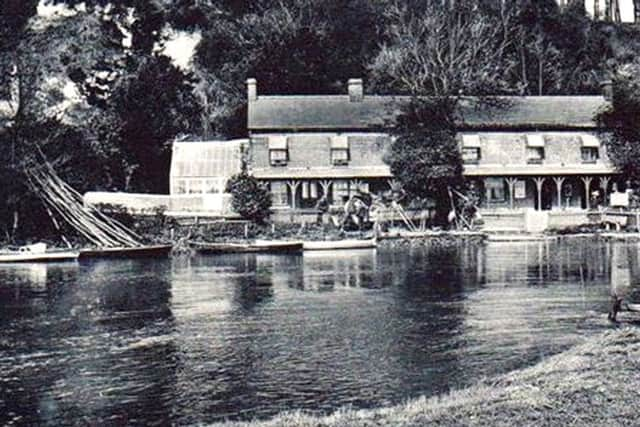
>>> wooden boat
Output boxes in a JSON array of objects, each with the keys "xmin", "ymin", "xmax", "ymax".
[
  {"xmin": 190, "ymin": 240, "xmax": 303, "ymax": 254},
  {"xmin": 0, "ymin": 243, "xmax": 79, "ymax": 263},
  {"xmin": 627, "ymin": 303, "xmax": 640, "ymax": 312},
  {"xmin": 79, "ymin": 244, "xmax": 173, "ymax": 259},
  {"xmin": 303, "ymin": 238, "xmax": 377, "ymax": 251}
]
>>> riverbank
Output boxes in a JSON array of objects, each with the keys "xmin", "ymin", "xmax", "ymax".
[{"xmin": 213, "ymin": 326, "xmax": 640, "ymax": 427}]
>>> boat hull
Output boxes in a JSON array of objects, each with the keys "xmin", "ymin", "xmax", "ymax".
[
  {"xmin": 0, "ymin": 251, "xmax": 79, "ymax": 263},
  {"xmin": 303, "ymin": 239, "xmax": 377, "ymax": 251},
  {"xmin": 191, "ymin": 241, "xmax": 303, "ymax": 254},
  {"xmin": 79, "ymin": 245, "xmax": 173, "ymax": 259}
]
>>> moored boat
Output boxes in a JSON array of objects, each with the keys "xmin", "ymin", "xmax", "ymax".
[
  {"xmin": 79, "ymin": 244, "xmax": 173, "ymax": 259},
  {"xmin": 190, "ymin": 240, "xmax": 303, "ymax": 254},
  {"xmin": 302, "ymin": 238, "xmax": 377, "ymax": 251},
  {"xmin": 627, "ymin": 303, "xmax": 640, "ymax": 312},
  {"xmin": 0, "ymin": 243, "xmax": 79, "ymax": 263}
]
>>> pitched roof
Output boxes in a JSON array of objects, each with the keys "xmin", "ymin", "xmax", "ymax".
[{"xmin": 248, "ymin": 95, "xmax": 609, "ymax": 131}]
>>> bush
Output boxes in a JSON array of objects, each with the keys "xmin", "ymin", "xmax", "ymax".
[{"xmin": 225, "ymin": 172, "xmax": 272, "ymax": 223}]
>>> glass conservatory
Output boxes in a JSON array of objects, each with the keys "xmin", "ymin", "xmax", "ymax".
[{"xmin": 169, "ymin": 139, "xmax": 246, "ymax": 213}]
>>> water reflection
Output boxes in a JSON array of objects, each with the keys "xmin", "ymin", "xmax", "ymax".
[
  {"xmin": 0, "ymin": 260, "xmax": 177, "ymax": 426},
  {"xmin": 0, "ymin": 238, "xmax": 634, "ymax": 424}
]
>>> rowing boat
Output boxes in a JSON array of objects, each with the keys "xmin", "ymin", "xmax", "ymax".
[
  {"xmin": 627, "ymin": 303, "xmax": 640, "ymax": 312},
  {"xmin": 79, "ymin": 244, "xmax": 173, "ymax": 259},
  {"xmin": 191, "ymin": 240, "xmax": 303, "ymax": 254},
  {"xmin": 302, "ymin": 238, "xmax": 377, "ymax": 251},
  {"xmin": 0, "ymin": 243, "xmax": 79, "ymax": 263}
]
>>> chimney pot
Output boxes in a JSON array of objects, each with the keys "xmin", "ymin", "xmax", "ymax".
[
  {"xmin": 247, "ymin": 78, "xmax": 257, "ymax": 102},
  {"xmin": 348, "ymin": 78, "xmax": 363, "ymax": 102},
  {"xmin": 600, "ymin": 80, "xmax": 613, "ymax": 101}
]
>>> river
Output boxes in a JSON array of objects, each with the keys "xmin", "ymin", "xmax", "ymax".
[{"xmin": 0, "ymin": 237, "xmax": 632, "ymax": 425}]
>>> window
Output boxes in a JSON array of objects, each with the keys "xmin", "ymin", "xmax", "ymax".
[
  {"xmin": 173, "ymin": 179, "xmax": 187, "ymax": 194},
  {"xmin": 331, "ymin": 148, "xmax": 349, "ymax": 165},
  {"xmin": 331, "ymin": 136, "xmax": 350, "ymax": 166},
  {"xmin": 527, "ymin": 147, "xmax": 544, "ymax": 164},
  {"xmin": 581, "ymin": 147, "xmax": 599, "ymax": 163},
  {"xmin": 485, "ymin": 178, "xmax": 506, "ymax": 202},
  {"xmin": 187, "ymin": 179, "xmax": 203, "ymax": 194},
  {"xmin": 270, "ymin": 149, "xmax": 288, "ymax": 166},
  {"xmin": 268, "ymin": 136, "xmax": 288, "ymax": 166},
  {"xmin": 462, "ymin": 147, "xmax": 481, "ymax": 164},
  {"xmin": 333, "ymin": 180, "xmax": 350, "ymax": 204},
  {"xmin": 270, "ymin": 181, "xmax": 288, "ymax": 207}
]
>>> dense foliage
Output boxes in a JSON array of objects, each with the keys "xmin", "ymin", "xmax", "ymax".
[
  {"xmin": 386, "ymin": 98, "xmax": 463, "ymax": 223},
  {"xmin": 597, "ymin": 61, "xmax": 640, "ymax": 184},
  {"xmin": 225, "ymin": 172, "xmax": 272, "ymax": 224},
  {"xmin": 2, "ymin": 0, "xmax": 640, "ymax": 238}
]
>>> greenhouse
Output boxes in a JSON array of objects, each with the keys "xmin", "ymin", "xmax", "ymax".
[{"xmin": 168, "ymin": 139, "xmax": 246, "ymax": 214}]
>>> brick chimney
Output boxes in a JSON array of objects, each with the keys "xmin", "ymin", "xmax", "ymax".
[
  {"xmin": 247, "ymin": 78, "xmax": 257, "ymax": 102},
  {"xmin": 600, "ymin": 80, "xmax": 613, "ymax": 101},
  {"xmin": 348, "ymin": 78, "xmax": 363, "ymax": 102}
]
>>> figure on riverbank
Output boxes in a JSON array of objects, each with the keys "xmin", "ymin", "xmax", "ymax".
[
  {"xmin": 314, "ymin": 195, "xmax": 329, "ymax": 224},
  {"xmin": 341, "ymin": 193, "xmax": 370, "ymax": 231},
  {"xmin": 608, "ymin": 296, "xmax": 623, "ymax": 322}
]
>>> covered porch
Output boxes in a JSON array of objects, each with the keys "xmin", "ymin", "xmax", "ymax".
[{"xmin": 471, "ymin": 174, "xmax": 617, "ymax": 212}]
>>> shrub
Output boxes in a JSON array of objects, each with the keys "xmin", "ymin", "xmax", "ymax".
[{"xmin": 225, "ymin": 172, "xmax": 272, "ymax": 223}]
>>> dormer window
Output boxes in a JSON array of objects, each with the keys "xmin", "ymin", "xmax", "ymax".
[
  {"xmin": 269, "ymin": 136, "xmax": 288, "ymax": 166},
  {"xmin": 526, "ymin": 135, "xmax": 545, "ymax": 164},
  {"xmin": 331, "ymin": 136, "xmax": 350, "ymax": 166},
  {"xmin": 461, "ymin": 135, "xmax": 481, "ymax": 164},
  {"xmin": 581, "ymin": 134, "xmax": 600, "ymax": 163}
]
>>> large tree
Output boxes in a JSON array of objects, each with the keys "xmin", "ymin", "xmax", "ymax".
[
  {"xmin": 193, "ymin": 0, "xmax": 387, "ymax": 137},
  {"xmin": 597, "ymin": 62, "xmax": 640, "ymax": 184},
  {"xmin": 107, "ymin": 55, "xmax": 201, "ymax": 192},
  {"xmin": 385, "ymin": 98, "xmax": 464, "ymax": 224},
  {"xmin": 369, "ymin": 3, "xmax": 516, "ymax": 96}
]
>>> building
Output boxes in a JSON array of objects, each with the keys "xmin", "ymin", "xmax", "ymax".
[
  {"xmin": 247, "ymin": 78, "xmax": 616, "ymax": 229},
  {"xmin": 86, "ymin": 139, "xmax": 245, "ymax": 217}
]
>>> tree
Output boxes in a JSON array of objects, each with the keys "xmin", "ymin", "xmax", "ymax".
[
  {"xmin": 597, "ymin": 62, "xmax": 640, "ymax": 184},
  {"xmin": 107, "ymin": 55, "xmax": 202, "ymax": 192},
  {"xmin": 193, "ymin": 0, "xmax": 387, "ymax": 137},
  {"xmin": 385, "ymin": 98, "xmax": 464, "ymax": 224},
  {"xmin": 225, "ymin": 154, "xmax": 271, "ymax": 224},
  {"xmin": 369, "ymin": 4, "xmax": 516, "ymax": 96}
]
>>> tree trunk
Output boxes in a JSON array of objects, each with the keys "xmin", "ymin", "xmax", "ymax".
[
  {"xmin": 594, "ymin": 0, "xmax": 600, "ymax": 19},
  {"xmin": 636, "ymin": 0, "xmax": 640, "ymax": 22},
  {"xmin": 605, "ymin": 0, "xmax": 612, "ymax": 21},
  {"xmin": 538, "ymin": 55, "xmax": 543, "ymax": 96}
]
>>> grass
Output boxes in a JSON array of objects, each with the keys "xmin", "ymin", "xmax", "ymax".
[{"xmin": 212, "ymin": 326, "xmax": 640, "ymax": 427}]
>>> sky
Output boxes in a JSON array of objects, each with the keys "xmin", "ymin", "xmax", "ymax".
[{"xmin": 586, "ymin": 0, "xmax": 635, "ymax": 21}]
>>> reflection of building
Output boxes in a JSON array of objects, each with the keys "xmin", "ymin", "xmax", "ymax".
[{"xmin": 246, "ymin": 78, "xmax": 616, "ymax": 229}]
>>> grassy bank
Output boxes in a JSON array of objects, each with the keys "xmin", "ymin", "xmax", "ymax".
[{"xmin": 214, "ymin": 327, "xmax": 640, "ymax": 427}]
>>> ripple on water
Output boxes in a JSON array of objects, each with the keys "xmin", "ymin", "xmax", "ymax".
[{"xmin": 0, "ymin": 239, "xmax": 628, "ymax": 424}]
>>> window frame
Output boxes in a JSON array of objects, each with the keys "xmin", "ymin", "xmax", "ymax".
[
  {"xmin": 269, "ymin": 149, "xmax": 289, "ymax": 166},
  {"xmin": 526, "ymin": 147, "xmax": 545, "ymax": 164},
  {"xmin": 270, "ymin": 181, "xmax": 289, "ymax": 207},
  {"xmin": 581, "ymin": 147, "xmax": 599, "ymax": 163},
  {"xmin": 462, "ymin": 147, "xmax": 481, "ymax": 164},
  {"xmin": 331, "ymin": 148, "xmax": 350, "ymax": 166}
]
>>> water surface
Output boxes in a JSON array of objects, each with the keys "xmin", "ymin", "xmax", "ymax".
[{"xmin": 0, "ymin": 238, "xmax": 631, "ymax": 425}]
